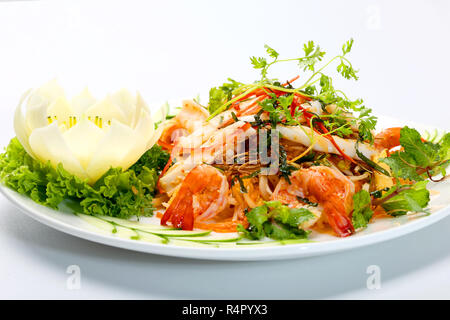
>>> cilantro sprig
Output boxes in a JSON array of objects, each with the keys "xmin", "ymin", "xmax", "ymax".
[
  {"xmin": 208, "ymin": 78, "xmax": 243, "ymax": 114},
  {"xmin": 207, "ymin": 39, "xmax": 377, "ymax": 143}
]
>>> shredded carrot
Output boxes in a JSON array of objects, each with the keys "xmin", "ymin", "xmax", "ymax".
[
  {"xmin": 292, "ymin": 100, "xmax": 356, "ymax": 165},
  {"xmin": 195, "ymin": 218, "xmax": 248, "ymax": 233},
  {"xmin": 157, "ymin": 139, "xmax": 174, "ymax": 151},
  {"xmin": 282, "ymin": 75, "xmax": 300, "ymax": 86}
]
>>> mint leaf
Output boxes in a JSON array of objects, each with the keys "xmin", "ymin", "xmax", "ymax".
[
  {"xmin": 263, "ymin": 221, "xmax": 309, "ymax": 240},
  {"xmin": 239, "ymin": 205, "xmax": 269, "ymax": 240},
  {"xmin": 438, "ymin": 133, "xmax": 450, "ymax": 167},
  {"xmin": 381, "ymin": 127, "xmax": 449, "ymax": 181},
  {"xmin": 352, "ymin": 190, "xmax": 373, "ymax": 229},
  {"xmin": 399, "ymin": 126, "xmax": 438, "ymax": 167},
  {"xmin": 266, "ymin": 201, "xmax": 315, "ymax": 227},
  {"xmin": 381, "ymin": 153, "xmax": 424, "ymax": 181},
  {"xmin": 238, "ymin": 201, "xmax": 313, "ymax": 240},
  {"xmin": 380, "ymin": 181, "xmax": 430, "ymax": 216}
]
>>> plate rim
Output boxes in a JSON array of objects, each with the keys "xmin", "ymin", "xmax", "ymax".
[{"xmin": 1, "ymin": 184, "xmax": 449, "ymax": 261}]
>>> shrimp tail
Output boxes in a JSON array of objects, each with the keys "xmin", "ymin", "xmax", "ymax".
[
  {"xmin": 374, "ymin": 127, "xmax": 402, "ymax": 150},
  {"xmin": 161, "ymin": 190, "xmax": 194, "ymax": 230},
  {"xmin": 161, "ymin": 164, "xmax": 228, "ymax": 230},
  {"xmin": 325, "ymin": 204, "xmax": 354, "ymax": 237}
]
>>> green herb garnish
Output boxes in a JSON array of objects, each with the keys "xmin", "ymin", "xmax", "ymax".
[
  {"xmin": 238, "ymin": 201, "xmax": 314, "ymax": 240},
  {"xmin": 0, "ymin": 138, "xmax": 169, "ymax": 219}
]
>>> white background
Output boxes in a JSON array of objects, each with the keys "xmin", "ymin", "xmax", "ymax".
[{"xmin": 0, "ymin": 0, "xmax": 450, "ymax": 299}]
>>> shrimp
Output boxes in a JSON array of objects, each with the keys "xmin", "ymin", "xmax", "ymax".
[
  {"xmin": 158, "ymin": 121, "xmax": 189, "ymax": 150},
  {"xmin": 161, "ymin": 164, "xmax": 228, "ymax": 230},
  {"xmin": 374, "ymin": 127, "xmax": 402, "ymax": 150},
  {"xmin": 158, "ymin": 100, "xmax": 209, "ymax": 150},
  {"xmin": 174, "ymin": 99, "xmax": 209, "ymax": 133},
  {"xmin": 271, "ymin": 166, "xmax": 355, "ymax": 237},
  {"xmin": 158, "ymin": 121, "xmax": 256, "ymax": 195}
]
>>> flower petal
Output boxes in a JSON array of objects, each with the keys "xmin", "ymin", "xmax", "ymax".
[
  {"xmin": 70, "ymin": 87, "xmax": 96, "ymax": 117},
  {"xmin": 62, "ymin": 119, "xmax": 105, "ymax": 169},
  {"xmin": 85, "ymin": 96, "xmax": 127, "ymax": 125},
  {"xmin": 28, "ymin": 122, "xmax": 88, "ymax": 181},
  {"xmin": 147, "ymin": 121, "xmax": 166, "ymax": 150},
  {"xmin": 120, "ymin": 109, "xmax": 155, "ymax": 170},
  {"xmin": 13, "ymin": 89, "xmax": 36, "ymax": 158},
  {"xmin": 130, "ymin": 91, "xmax": 150, "ymax": 128},
  {"xmin": 110, "ymin": 88, "xmax": 135, "ymax": 125},
  {"xmin": 151, "ymin": 101, "xmax": 169, "ymax": 124},
  {"xmin": 26, "ymin": 79, "xmax": 65, "ymax": 109},
  {"xmin": 25, "ymin": 98, "xmax": 50, "ymax": 131},
  {"xmin": 85, "ymin": 119, "xmax": 135, "ymax": 183},
  {"xmin": 47, "ymin": 96, "xmax": 74, "ymax": 126}
]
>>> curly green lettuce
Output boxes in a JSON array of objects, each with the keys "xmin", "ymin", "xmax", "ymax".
[{"xmin": 0, "ymin": 138, "xmax": 169, "ymax": 219}]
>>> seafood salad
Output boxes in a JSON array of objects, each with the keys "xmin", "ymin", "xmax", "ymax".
[
  {"xmin": 0, "ymin": 39, "xmax": 449, "ymax": 243},
  {"xmin": 155, "ymin": 40, "xmax": 450, "ymax": 240}
]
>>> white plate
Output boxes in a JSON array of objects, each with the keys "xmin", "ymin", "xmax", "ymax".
[{"xmin": 1, "ymin": 116, "xmax": 449, "ymax": 261}]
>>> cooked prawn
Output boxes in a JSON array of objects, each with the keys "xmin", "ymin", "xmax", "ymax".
[
  {"xmin": 374, "ymin": 127, "xmax": 402, "ymax": 150},
  {"xmin": 174, "ymin": 99, "xmax": 209, "ymax": 133},
  {"xmin": 158, "ymin": 121, "xmax": 255, "ymax": 195},
  {"xmin": 271, "ymin": 166, "xmax": 355, "ymax": 237},
  {"xmin": 161, "ymin": 164, "xmax": 228, "ymax": 230}
]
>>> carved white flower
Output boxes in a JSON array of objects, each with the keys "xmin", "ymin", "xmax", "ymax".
[{"xmin": 14, "ymin": 80, "xmax": 163, "ymax": 184}]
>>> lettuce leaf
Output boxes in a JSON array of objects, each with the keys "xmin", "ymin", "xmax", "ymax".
[
  {"xmin": 129, "ymin": 145, "xmax": 169, "ymax": 175},
  {"xmin": 0, "ymin": 138, "xmax": 169, "ymax": 219}
]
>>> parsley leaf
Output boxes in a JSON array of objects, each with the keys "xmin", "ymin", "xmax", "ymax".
[
  {"xmin": 342, "ymin": 38, "xmax": 354, "ymax": 55},
  {"xmin": 299, "ymin": 41, "xmax": 326, "ymax": 72},
  {"xmin": 208, "ymin": 78, "xmax": 243, "ymax": 114},
  {"xmin": 336, "ymin": 38, "xmax": 358, "ymax": 80},
  {"xmin": 264, "ymin": 44, "xmax": 279, "ymax": 59}
]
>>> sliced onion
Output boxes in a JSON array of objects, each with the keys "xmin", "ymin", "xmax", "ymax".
[
  {"xmin": 348, "ymin": 171, "xmax": 371, "ymax": 181},
  {"xmin": 259, "ymin": 174, "xmax": 273, "ymax": 200}
]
